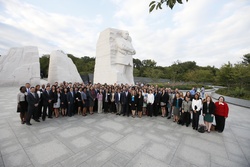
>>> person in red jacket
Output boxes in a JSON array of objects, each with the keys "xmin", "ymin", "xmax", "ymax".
[{"xmin": 214, "ymin": 96, "xmax": 229, "ymax": 133}]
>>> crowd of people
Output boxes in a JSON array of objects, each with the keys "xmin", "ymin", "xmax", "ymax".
[{"xmin": 17, "ymin": 82, "xmax": 229, "ymax": 133}]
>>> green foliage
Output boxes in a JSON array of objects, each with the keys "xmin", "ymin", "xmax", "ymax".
[
  {"xmin": 149, "ymin": 83, "xmax": 212, "ymax": 90},
  {"xmin": 142, "ymin": 59, "xmax": 157, "ymax": 67},
  {"xmin": 67, "ymin": 54, "xmax": 95, "ymax": 75},
  {"xmin": 216, "ymin": 61, "xmax": 250, "ymax": 88},
  {"xmin": 39, "ymin": 52, "xmax": 250, "ymax": 95},
  {"xmin": 216, "ymin": 87, "xmax": 250, "ymax": 100},
  {"xmin": 184, "ymin": 69, "xmax": 215, "ymax": 83},
  {"xmin": 39, "ymin": 55, "xmax": 50, "ymax": 77},
  {"xmin": 216, "ymin": 62, "xmax": 234, "ymax": 87},
  {"xmin": 149, "ymin": 0, "xmax": 188, "ymax": 12},
  {"xmin": 242, "ymin": 53, "xmax": 250, "ymax": 65}
]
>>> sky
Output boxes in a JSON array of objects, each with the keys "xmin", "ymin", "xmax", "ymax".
[{"xmin": 0, "ymin": 0, "xmax": 250, "ymax": 68}]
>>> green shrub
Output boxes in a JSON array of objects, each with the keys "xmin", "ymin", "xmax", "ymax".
[{"xmin": 216, "ymin": 87, "xmax": 250, "ymax": 100}]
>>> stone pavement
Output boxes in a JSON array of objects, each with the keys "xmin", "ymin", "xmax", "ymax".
[{"xmin": 0, "ymin": 87, "xmax": 250, "ymax": 167}]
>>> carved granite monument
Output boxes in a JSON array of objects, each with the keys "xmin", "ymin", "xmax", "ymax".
[
  {"xmin": 0, "ymin": 46, "xmax": 40, "ymax": 86},
  {"xmin": 48, "ymin": 50, "xmax": 82, "ymax": 84},
  {"xmin": 94, "ymin": 28, "xmax": 136, "ymax": 85}
]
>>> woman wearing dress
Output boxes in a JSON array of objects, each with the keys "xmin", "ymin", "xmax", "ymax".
[
  {"xmin": 17, "ymin": 86, "xmax": 28, "ymax": 124},
  {"xmin": 214, "ymin": 96, "xmax": 229, "ymax": 133},
  {"xmin": 203, "ymin": 95, "xmax": 215, "ymax": 133},
  {"xmin": 53, "ymin": 87, "xmax": 60, "ymax": 118},
  {"xmin": 76, "ymin": 87, "xmax": 82, "ymax": 115},
  {"xmin": 137, "ymin": 91, "xmax": 143, "ymax": 118},
  {"xmin": 129, "ymin": 90, "xmax": 137, "ymax": 118},
  {"xmin": 88, "ymin": 86, "xmax": 96, "ymax": 115},
  {"xmin": 192, "ymin": 93, "xmax": 202, "ymax": 130},
  {"xmin": 172, "ymin": 92, "xmax": 182, "ymax": 122},
  {"xmin": 160, "ymin": 89, "xmax": 169, "ymax": 117},
  {"xmin": 81, "ymin": 87, "xmax": 88, "ymax": 116}
]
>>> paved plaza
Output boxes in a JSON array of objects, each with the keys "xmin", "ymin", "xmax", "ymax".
[{"xmin": 0, "ymin": 87, "xmax": 250, "ymax": 167}]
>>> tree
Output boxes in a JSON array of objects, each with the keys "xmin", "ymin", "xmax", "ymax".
[
  {"xmin": 184, "ymin": 69, "xmax": 214, "ymax": 84},
  {"xmin": 242, "ymin": 53, "xmax": 250, "ymax": 65},
  {"xmin": 233, "ymin": 63, "xmax": 250, "ymax": 87},
  {"xmin": 39, "ymin": 55, "xmax": 50, "ymax": 78},
  {"xmin": 141, "ymin": 59, "xmax": 157, "ymax": 67},
  {"xmin": 149, "ymin": 0, "xmax": 188, "ymax": 13},
  {"xmin": 133, "ymin": 58, "xmax": 143, "ymax": 69},
  {"xmin": 216, "ymin": 62, "xmax": 234, "ymax": 88}
]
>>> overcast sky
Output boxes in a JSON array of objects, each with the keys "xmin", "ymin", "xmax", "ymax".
[{"xmin": 0, "ymin": 0, "xmax": 250, "ymax": 68}]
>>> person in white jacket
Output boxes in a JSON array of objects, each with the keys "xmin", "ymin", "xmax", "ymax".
[
  {"xmin": 192, "ymin": 93, "xmax": 202, "ymax": 130},
  {"xmin": 147, "ymin": 89, "xmax": 154, "ymax": 117}
]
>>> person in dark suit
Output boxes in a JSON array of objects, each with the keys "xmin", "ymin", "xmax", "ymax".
[
  {"xmin": 153, "ymin": 89, "xmax": 161, "ymax": 116},
  {"xmin": 60, "ymin": 88, "xmax": 68, "ymax": 116},
  {"xmin": 121, "ymin": 88, "xmax": 131, "ymax": 117},
  {"xmin": 137, "ymin": 91, "xmax": 143, "ymax": 118},
  {"xmin": 26, "ymin": 87, "xmax": 39, "ymax": 125},
  {"xmin": 35, "ymin": 85, "xmax": 43, "ymax": 119},
  {"xmin": 129, "ymin": 90, "xmax": 137, "ymax": 118},
  {"xmin": 160, "ymin": 89, "xmax": 169, "ymax": 117},
  {"xmin": 103, "ymin": 87, "xmax": 110, "ymax": 113},
  {"xmin": 67, "ymin": 87, "xmax": 75, "ymax": 117},
  {"xmin": 42, "ymin": 86, "xmax": 53, "ymax": 121}
]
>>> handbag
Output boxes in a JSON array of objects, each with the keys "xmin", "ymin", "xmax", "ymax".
[
  {"xmin": 17, "ymin": 104, "xmax": 21, "ymax": 113},
  {"xmin": 198, "ymin": 125, "xmax": 206, "ymax": 133}
]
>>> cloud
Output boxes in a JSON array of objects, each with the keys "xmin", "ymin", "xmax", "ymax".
[
  {"xmin": 0, "ymin": 0, "xmax": 250, "ymax": 68},
  {"xmin": 111, "ymin": 0, "xmax": 250, "ymax": 67},
  {"xmin": 0, "ymin": 0, "xmax": 102, "ymax": 57}
]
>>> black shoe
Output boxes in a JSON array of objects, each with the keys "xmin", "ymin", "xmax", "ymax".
[
  {"xmin": 123, "ymin": 114, "xmax": 125, "ymax": 116},
  {"xmin": 35, "ymin": 119, "xmax": 40, "ymax": 122},
  {"xmin": 167, "ymin": 117, "xmax": 171, "ymax": 119},
  {"xmin": 218, "ymin": 131, "xmax": 223, "ymax": 133},
  {"xmin": 48, "ymin": 117, "xmax": 53, "ymax": 119},
  {"xmin": 42, "ymin": 118, "xmax": 45, "ymax": 121},
  {"xmin": 26, "ymin": 123, "xmax": 32, "ymax": 126}
]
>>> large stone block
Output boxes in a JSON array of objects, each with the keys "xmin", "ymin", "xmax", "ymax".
[
  {"xmin": 94, "ymin": 28, "xmax": 136, "ymax": 85},
  {"xmin": 48, "ymin": 50, "xmax": 82, "ymax": 84},
  {"xmin": 0, "ymin": 46, "xmax": 40, "ymax": 86}
]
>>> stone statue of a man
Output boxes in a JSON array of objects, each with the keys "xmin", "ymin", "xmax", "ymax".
[
  {"xmin": 114, "ymin": 31, "xmax": 136, "ymax": 84},
  {"xmin": 94, "ymin": 28, "xmax": 136, "ymax": 85}
]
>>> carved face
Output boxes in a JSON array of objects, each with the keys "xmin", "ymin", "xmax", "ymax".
[{"xmin": 122, "ymin": 31, "xmax": 129, "ymax": 40}]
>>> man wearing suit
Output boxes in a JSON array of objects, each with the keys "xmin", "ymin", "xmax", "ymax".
[
  {"xmin": 26, "ymin": 87, "xmax": 39, "ymax": 125},
  {"xmin": 103, "ymin": 88, "xmax": 110, "ymax": 113},
  {"xmin": 153, "ymin": 89, "xmax": 161, "ymax": 116},
  {"xmin": 42, "ymin": 86, "xmax": 53, "ymax": 121},
  {"xmin": 67, "ymin": 87, "xmax": 75, "ymax": 117},
  {"xmin": 115, "ymin": 88, "xmax": 122, "ymax": 115},
  {"xmin": 121, "ymin": 87, "xmax": 131, "ymax": 117}
]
